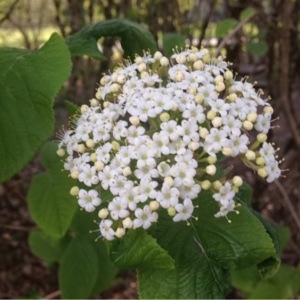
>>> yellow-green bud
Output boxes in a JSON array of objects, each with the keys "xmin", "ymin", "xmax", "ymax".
[
  {"xmin": 256, "ymin": 156, "xmax": 265, "ymax": 166},
  {"xmin": 245, "ymin": 150, "xmax": 256, "ymax": 160},
  {"xmin": 160, "ymin": 57, "xmax": 169, "ymax": 66},
  {"xmin": 77, "ymin": 144, "xmax": 86, "ymax": 153},
  {"xmin": 168, "ymin": 207, "xmax": 176, "ymax": 217},
  {"xmin": 258, "ymin": 167, "xmax": 268, "ymax": 178},
  {"xmin": 123, "ymin": 217, "xmax": 133, "ymax": 229},
  {"xmin": 149, "ymin": 200, "xmax": 160, "ymax": 211},
  {"xmin": 154, "ymin": 51, "xmax": 163, "ymax": 61},
  {"xmin": 95, "ymin": 161, "xmax": 104, "ymax": 171},
  {"xmin": 56, "ymin": 148, "xmax": 65, "ymax": 157},
  {"xmin": 243, "ymin": 120, "xmax": 254, "ymax": 131},
  {"xmin": 70, "ymin": 186, "xmax": 79, "ymax": 196},
  {"xmin": 193, "ymin": 60, "xmax": 203, "ymax": 70},
  {"xmin": 232, "ymin": 176, "xmax": 243, "ymax": 187},
  {"xmin": 70, "ymin": 171, "xmax": 79, "ymax": 179},
  {"xmin": 207, "ymin": 155, "xmax": 217, "ymax": 164},
  {"xmin": 207, "ymin": 110, "xmax": 217, "ymax": 120},
  {"xmin": 86, "ymin": 139, "xmax": 95, "ymax": 148},
  {"xmin": 111, "ymin": 141, "xmax": 120, "ymax": 151},
  {"xmin": 224, "ymin": 70, "xmax": 233, "ymax": 80},
  {"xmin": 257, "ymin": 133, "xmax": 267, "ymax": 143},
  {"xmin": 90, "ymin": 98, "xmax": 99, "ymax": 107},
  {"xmin": 213, "ymin": 180, "xmax": 222, "ymax": 190},
  {"xmin": 115, "ymin": 228, "xmax": 126, "ymax": 238},
  {"xmin": 206, "ymin": 164, "xmax": 217, "ymax": 176},
  {"xmin": 200, "ymin": 180, "xmax": 211, "ymax": 190},
  {"xmin": 98, "ymin": 208, "xmax": 109, "ymax": 219},
  {"xmin": 160, "ymin": 112, "xmax": 170, "ymax": 122},
  {"xmin": 247, "ymin": 111, "xmax": 257, "ymax": 123}
]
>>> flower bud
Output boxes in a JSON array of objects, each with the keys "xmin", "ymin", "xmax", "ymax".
[
  {"xmin": 90, "ymin": 98, "xmax": 99, "ymax": 107},
  {"xmin": 56, "ymin": 148, "xmax": 65, "ymax": 157},
  {"xmin": 95, "ymin": 161, "xmax": 104, "ymax": 171},
  {"xmin": 224, "ymin": 70, "xmax": 233, "ymax": 80},
  {"xmin": 212, "ymin": 116, "xmax": 222, "ymax": 127},
  {"xmin": 160, "ymin": 112, "xmax": 170, "ymax": 122},
  {"xmin": 86, "ymin": 139, "xmax": 95, "ymax": 148},
  {"xmin": 115, "ymin": 228, "xmax": 126, "ymax": 238},
  {"xmin": 123, "ymin": 217, "xmax": 133, "ymax": 229},
  {"xmin": 154, "ymin": 51, "xmax": 163, "ymax": 61},
  {"xmin": 245, "ymin": 150, "xmax": 256, "ymax": 160},
  {"xmin": 70, "ymin": 171, "xmax": 79, "ymax": 179},
  {"xmin": 160, "ymin": 57, "xmax": 169, "ymax": 66},
  {"xmin": 243, "ymin": 120, "xmax": 254, "ymax": 131},
  {"xmin": 168, "ymin": 206, "xmax": 176, "ymax": 216},
  {"xmin": 200, "ymin": 180, "xmax": 211, "ymax": 190},
  {"xmin": 122, "ymin": 166, "xmax": 132, "ymax": 177},
  {"xmin": 70, "ymin": 186, "xmax": 79, "ymax": 196},
  {"xmin": 258, "ymin": 167, "xmax": 268, "ymax": 178},
  {"xmin": 206, "ymin": 164, "xmax": 217, "ymax": 176},
  {"xmin": 150, "ymin": 200, "xmax": 160, "ymax": 211},
  {"xmin": 98, "ymin": 208, "xmax": 109, "ymax": 219},
  {"xmin": 213, "ymin": 180, "xmax": 222, "ymax": 190},
  {"xmin": 232, "ymin": 176, "xmax": 243, "ymax": 187},
  {"xmin": 207, "ymin": 110, "xmax": 217, "ymax": 120},
  {"xmin": 129, "ymin": 116, "xmax": 140, "ymax": 125},
  {"xmin": 257, "ymin": 133, "xmax": 267, "ymax": 143},
  {"xmin": 176, "ymin": 54, "xmax": 186, "ymax": 64},
  {"xmin": 193, "ymin": 60, "xmax": 203, "ymax": 70}
]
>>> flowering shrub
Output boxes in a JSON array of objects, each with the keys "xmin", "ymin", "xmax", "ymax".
[{"xmin": 57, "ymin": 47, "xmax": 281, "ymax": 241}]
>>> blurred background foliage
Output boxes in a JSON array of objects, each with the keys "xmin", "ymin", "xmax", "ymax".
[{"xmin": 1, "ymin": 0, "xmax": 300, "ymax": 298}]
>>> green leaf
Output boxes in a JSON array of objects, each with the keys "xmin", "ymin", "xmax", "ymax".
[
  {"xmin": 246, "ymin": 40, "xmax": 268, "ymax": 56},
  {"xmin": 111, "ymin": 229, "xmax": 175, "ymax": 270},
  {"xmin": 59, "ymin": 235, "xmax": 99, "ymax": 299},
  {"xmin": 195, "ymin": 192, "xmax": 276, "ymax": 269},
  {"xmin": 28, "ymin": 142, "xmax": 78, "ymax": 238},
  {"xmin": 0, "ymin": 33, "xmax": 71, "ymax": 183},
  {"xmin": 66, "ymin": 19, "xmax": 157, "ymax": 60},
  {"xmin": 70, "ymin": 209, "xmax": 118, "ymax": 296},
  {"xmin": 240, "ymin": 7, "xmax": 256, "ymax": 20},
  {"xmin": 162, "ymin": 33, "xmax": 186, "ymax": 57},
  {"xmin": 138, "ymin": 218, "xmax": 231, "ymax": 299},
  {"xmin": 215, "ymin": 19, "xmax": 238, "ymax": 38},
  {"xmin": 235, "ymin": 182, "xmax": 253, "ymax": 206},
  {"xmin": 232, "ymin": 264, "xmax": 300, "ymax": 299},
  {"xmin": 28, "ymin": 230, "xmax": 71, "ymax": 265}
]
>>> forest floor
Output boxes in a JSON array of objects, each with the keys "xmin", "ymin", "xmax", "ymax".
[{"xmin": 1, "ymin": 65, "xmax": 300, "ymax": 299}]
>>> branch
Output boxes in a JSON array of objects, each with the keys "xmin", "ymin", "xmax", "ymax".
[
  {"xmin": 215, "ymin": 13, "xmax": 255, "ymax": 57},
  {"xmin": 0, "ymin": 0, "xmax": 20, "ymax": 25},
  {"xmin": 279, "ymin": 0, "xmax": 300, "ymax": 148},
  {"xmin": 275, "ymin": 180, "xmax": 300, "ymax": 231}
]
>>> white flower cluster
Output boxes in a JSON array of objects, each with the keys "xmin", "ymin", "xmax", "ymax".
[{"xmin": 57, "ymin": 47, "xmax": 281, "ymax": 240}]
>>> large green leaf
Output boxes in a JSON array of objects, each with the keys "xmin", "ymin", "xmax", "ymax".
[
  {"xmin": 0, "ymin": 33, "xmax": 71, "ymax": 183},
  {"xmin": 65, "ymin": 19, "xmax": 157, "ymax": 60},
  {"xmin": 28, "ymin": 142, "xmax": 78, "ymax": 238},
  {"xmin": 28, "ymin": 230, "xmax": 71, "ymax": 266},
  {"xmin": 70, "ymin": 209, "xmax": 118, "ymax": 296},
  {"xmin": 194, "ymin": 192, "xmax": 276, "ymax": 269},
  {"xmin": 111, "ymin": 229, "xmax": 175, "ymax": 270},
  {"xmin": 59, "ymin": 235, "xmax": 99, "ymax": 299},
  {"xmin": 138, "ymin": 218, "xmax": 231, "ymax": 299}
]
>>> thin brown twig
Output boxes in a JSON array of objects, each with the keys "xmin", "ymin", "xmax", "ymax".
[
  {"xmin": 0, "ymin": 0, "xmax": 20, "ymax": 25},
  {"xmin": 215, "ymin": 13, "xmax": 255, "ymax": 57},
  {"xmin": 279, "ymin": 0, "xmax": 300, "ymax": 149},
  {"xmin": 0, "ymin": 224, "xmax": 35, "ymax": 232},
  {"xmin": 43, "ymin": 290, "xmax": 61, "ymax": 299},
  {"xmin": 275, "ymin": 180, "xmax": 300, "ymax": 231}
]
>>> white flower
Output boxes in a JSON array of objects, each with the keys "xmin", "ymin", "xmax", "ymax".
[
  {"xmin": 255, "ymin": 112, "xmax": 272, "ymax": 133},
  {"xmin": 157, "ymin": 184, "xmax": 180, "ymax": 208},
  {"xmin": 99, "ymin": 219, "xmax": 115, "ymax": 240},
  {"xmin": 108, "ymin": 196, "xmax": 129, "ymax": 220},
  {"xmin": 173, "ymin": 198, "xmax": 194, "ymax": 222},
  {"xmin": 203, "ymin": 128, "xmax": 228, "ymax": 154},
  {"xmin": 78, "ymin": 165, "xmax": 99, "ymax": 187},
  {"xmin": 213, "ymin": 182, "xmax": 235, "ymax": 206},
  {"xmin": 133, "ymin": 205, "xmax": 158, "ymax": 229},
  {"xmin": 78, "ymin": 189, "xmax": 101, "ymax": 212}
]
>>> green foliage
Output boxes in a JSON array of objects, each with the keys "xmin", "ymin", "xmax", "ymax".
[
  {"xmin": 28, "ymin": 142, "xmax": 78, "ymax": 238},
  {"xmin": 162, "ymin": 33, "xmax": 187, "ymax": 57},
  {"xmin": 111, "ymin": 229, "xmax": 175, "ymax": 270},
  {"xmin": 66, "ymin": 19, "xmax": 157, "ymax": 60},
  {"xmin": 215, "ymin": 19, "xmax": 238, "ymax": 38},
  {"xmin": 0, "ymin": 33, "xmax": 71, "ymax": 183}
]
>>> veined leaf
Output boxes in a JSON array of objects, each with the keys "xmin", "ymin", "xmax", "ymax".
[
  {"xmin": 0, "ymin": 33, "xmax": 71, "ymax": 183},
  {"xmin": 28, "ymin": 142, "xmax": 78, "ymax": 238},
  {"xmin": 66, "ymin": 19, "xmax": 157, "ymax": 60}
]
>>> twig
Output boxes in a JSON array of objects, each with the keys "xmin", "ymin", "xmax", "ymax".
[
  {"xmin": 0, "ymin": 0, "xmax": 20, "ymax": 25},
  {"xmin": 215, "ymin": 13, "xmax": 255, "ymax": 57},
  {"xmin": 43, "ymin": 290, "xmax": 61, "ymax": 299},
  {"xmin": 279, "ymin": 0, "xmax": 300, "ymax": 149},
  {"xmin": 275, "ymin": 180, "xmax": 300, "ymax": 231},
  {"xmin": 0, "ymin": 224, "xmax": 35, "ymax": 232}
]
